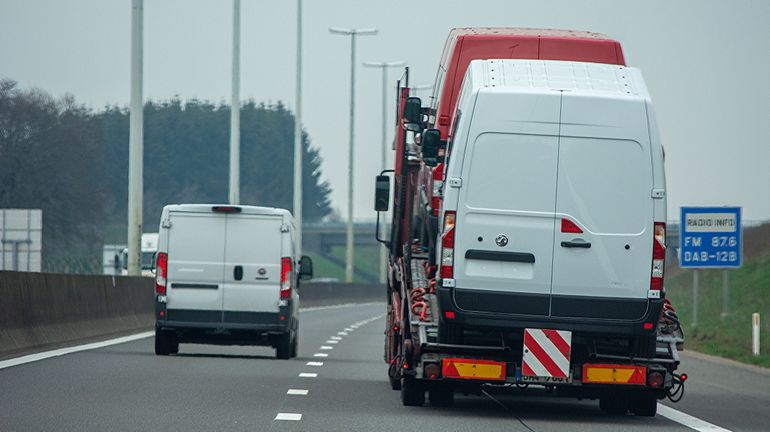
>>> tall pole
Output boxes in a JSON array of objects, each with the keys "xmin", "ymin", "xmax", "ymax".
[
  {"xmin": 293, "ymin": 0, "xmax": 303, "ymax": 255},
  {"xmin": 127, "ymin": 0, "xmax": 143, "ymax": 276},
  {"xmin": 363, "ymin": 61, "xmax": 405, "ymax": 284},
  {"xmin": 329, "ymin": 28, "xmax": 377, "ymax": 283},
  {"xmin": 229, "ymin": 0, "xmax": 241, "ymax": 205},
  {"xmin": 346, "ymin": 33, "xmax": 356, "ymax": 283}
]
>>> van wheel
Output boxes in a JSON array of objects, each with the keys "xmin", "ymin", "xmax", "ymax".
[
  {"xmin": 428, "ymin": 383, "xmax": 454, "ymax": 407},
  {"xmin": 401, "ymin": 376, "xmax": 425, "ymax": 406},
  {"xmin": 290, "ymin": 326, "xmax": 299, "ymax": 358},
  {"xmin": 154, "ymin": 327, "xmax": 177, "ymax": 356},
  {"xmin": 599, "ymin": 393, "xmax": 629, "ymax": 415},
  {"xmin": 629, "ymin": 394, "xmax": 658, "ymax": 417},
  {"xmin": 276, "ymin": 332, "xmax": 292, "ymax": 360}
]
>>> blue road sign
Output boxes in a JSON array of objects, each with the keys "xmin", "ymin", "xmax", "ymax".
[{"xmin": 679, "ymin": 207, "xmax": 742, "ymax": 268}]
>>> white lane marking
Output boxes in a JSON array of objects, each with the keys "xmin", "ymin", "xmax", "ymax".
[
  {"xmin": 313, "ymin": 353, "xmax": 328, "ymax": 357},
  {"xmin": 330, "ymin": 336, "xmax": 342, "ymax": 340},
  {"xmin": 287, "ymin": 389, "xmax": 309, "ymax": 396},
  {"xmin": 657, "ymin": 404, "xmax": 733, "ymax": 432},
  {"xmin": 306, "ymin": 361, "xmax": 323, "ymax": 366},
  {"xmin": 345, "ymin": 327, "xmax": 354, "ymax": 331},
  {"xmin": 325, "ymin": 340, "xmax": 339, "ymax": 344},
  {"xmin": 0, "ymin": 331, "xmax": 154, "ymax": 370},
  {"xmin": 275, "ymin": 413, "xmax": 302, "ymax": 421},
  {"xmin": 298, "ymin": 372, "xmax": 318, "ymax": 378},
  {"xmin": 338, "ymin": 332, "xmax": 348, "ymax": 336},
  {"xmin": 320, "ymin": 346, "xmax": 333, "ymax": 350},
  {"xmin": 299, "ymin": 302, "xmax": 381, "ymax": 312}
]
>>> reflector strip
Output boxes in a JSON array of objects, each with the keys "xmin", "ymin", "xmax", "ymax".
[
  {"xmin": 441, "ymin": 358, "xmax": 505, "ymax": 381},
  {"xmin": 582, "ymin": 364, "xmax": 646, "ymax": 385}
]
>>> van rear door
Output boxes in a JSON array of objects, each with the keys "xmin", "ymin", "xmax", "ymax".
[
  {"xmin": 550, "ymin": 93, "xmax": 653, "ymax": 320},
  {"xmin": 221, "ymin": 213, "xmax": 284, "ymax": 320},
  {"xmin": 165, "ymin": 211, "xmax": 226, "ymax": 321},
  {"xmin": 452, "ymin": 90, "xmax": 561, "ymax": 316}
]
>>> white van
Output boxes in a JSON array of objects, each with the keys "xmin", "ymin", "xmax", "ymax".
[
  {"xmin": 434, "ymin": 60, "xmax": 667, "ymax": 351},
  {"xmin": 153, "ymin": 204, "xmax": 312, "ymax": 359}
]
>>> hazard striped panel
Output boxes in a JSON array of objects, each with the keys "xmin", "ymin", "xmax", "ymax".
[{"xmin": 522, "ymin": 328, "xmax": 572, "ymax": 379}]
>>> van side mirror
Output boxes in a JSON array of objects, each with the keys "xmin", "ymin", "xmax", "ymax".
[
  {"xmin": 374, "ymin": 175, "xmax": 391, "ymax": 211},
  {"xmin": 403, "ymin": 97, "xmax": 422, "ymax": 131},
  {"xmin": 422, "ymin": 129, "xmax": 441, "ymax": 167},
  {"xmin": 299, "ymin": 255, "xmax": 313, "ymax": 280}
]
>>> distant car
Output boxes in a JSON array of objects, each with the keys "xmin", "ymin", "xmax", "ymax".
[{"xmin": 152, "ymin": 204, "xmax": 313, "ymax": 359}]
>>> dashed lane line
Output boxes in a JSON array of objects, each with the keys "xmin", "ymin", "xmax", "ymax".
[
  {"xmin": 313, "ymin": 353, "xmax": 328, "ymax": 357},
  {"xmin": 286, "ymin": 389, "xmax": 309, "ymax": 396},
  {"xmin": 306, "ymin": 362, "xmax": 323, "ymax": 366},
  {"xmin": 274, "ymin": 413, "xmax": 302, "ymax": 421},
  {"xmin": 298, "ymin": 372, "xmax": 318, "ymax": 378},
  {"xmin": 320, "ymin": 346, "xmax": 333, "ymax": 350}
]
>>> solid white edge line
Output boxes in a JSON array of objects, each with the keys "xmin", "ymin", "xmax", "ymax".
[
  {"xmin": 299, "ymin": 302, "xmax": 382, "ymax": 312},
  {"xmin": 0, "ymin": 331, "xmax": 154, "ymax": 370},
  {"xmin": 286, "ymin": 389, "xmax": 309, "ymax": 395},
  {"xmin": 298, "ymin": 372, "xmax": 318, "ymax": 378},
  {"xmin": 274, "ymin": 413, "xmax": 302, "ymax": 421},
  {"xmin": 657, "ymin": 404, "xmax": 733, "ymax": 432}
]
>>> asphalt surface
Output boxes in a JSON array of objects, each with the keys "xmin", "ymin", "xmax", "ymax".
[{"xmin": 1, "ymin": 302, "xmax": 768, "ymax": 431}]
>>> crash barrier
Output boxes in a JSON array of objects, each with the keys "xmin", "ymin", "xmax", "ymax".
[{"xmin": 0, "ymin": 271, "xmax": 383, "ymax": 359}]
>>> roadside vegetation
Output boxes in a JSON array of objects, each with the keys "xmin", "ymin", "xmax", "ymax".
[{"xmin": 666, "ymin": 223, "xmax": 770, "ymax": 367}]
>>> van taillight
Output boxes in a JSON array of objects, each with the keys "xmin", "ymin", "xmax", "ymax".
[
  {"xmin": 212, "ymin": 205, "xmax": 242, "ymax": 213},
  {"xmin": 431, "ymin": 163, "xmax": 444, "ymax": 217},
  {"xmin": 561, "ymin": 218, "xmax": 583, "ymax": 234},
  {"xmin": 155, "ymin": 252, "xmax": 168, "ymax": 295},
  {"xmin": 280, "ymin": 257, "xmax": 293, "ymax": 299},
  {"xmin": 651, "ymin": 222, "xmax": 666, "ymax": 290},
  {"xmin": 440, "ymin": 211, "xmax": 456, "ymax": 279}
]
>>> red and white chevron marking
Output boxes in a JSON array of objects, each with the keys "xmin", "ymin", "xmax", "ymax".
[{"xmin": 522, "ymin": 328, "xmax": 572, "ymax": 378}]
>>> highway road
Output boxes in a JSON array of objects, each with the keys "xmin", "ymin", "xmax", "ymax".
[{"xmin": 1, "ymin": 302, "xmax": 767, "ymax": 431}]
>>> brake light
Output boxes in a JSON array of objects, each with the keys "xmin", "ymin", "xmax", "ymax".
[
  {"xmin": 212, "ymin": 205, "xmax": 241, "ymax": 213},
  {"xmin": 431, "ymin": 163, "xmax": 444, "ymax": 217},
  {"xmin": 280, "ymin": 257, "xmax": 293, "ymax": 299},
  {"xmin": 440, "ymin": 211, "xmax": 456, "ymax": 279},
  {"xmin": 561, "ymin": 218, "xmax": 583, "ymax": 234},
  {"xmin": 651, "ymin": 222, "xmax": 666, "ymax": 290},
  {"xmin": 155, "ymin": 252, "xmax": 168, "ymax": 295}
]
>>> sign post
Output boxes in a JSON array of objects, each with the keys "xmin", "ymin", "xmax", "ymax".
[{"xmin": 680, "ymin": 207, "xmax": 742, "ymax": 326}]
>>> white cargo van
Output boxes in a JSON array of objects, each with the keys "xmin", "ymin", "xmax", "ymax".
[
  {"xmin": 434, "ymin": 59, "xmax": 667, "ymax": 353},
  {"xmin": 153, "ymin": 204, "xmax": 312, "ymax": 359}
]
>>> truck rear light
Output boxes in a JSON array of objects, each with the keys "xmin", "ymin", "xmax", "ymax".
[
  {"xmin": 155, "ymin": 252, "xmax": 168, "ymax": 295},
  {"xmin": 651, "ymin": 222, "xmax": 666, "ymax": 290},
  {"xmin": 442, "ymin": 358, "xmax": 506, "ymax": 381},
  {"xmin": 280, "ymin": 257, "xmax": 293, "ymax": 299},
  {"xmin": 444, "ymin": 311, "xmax": 455, "ymax": 319},
  {"xmin": 440, "ymin": 211, "xmax": 456, "ymax": 279},
  {"xmin": 582, "ymin": 364, "xmax": 646, "ymax": 385},
  {"xmin": 424, "ymin": 363, "xmax": 441, "ymax": 379},
  {"xmin": 561, "ymin": 218, "xmax": 583, "ymax": 234},
  {"xmin": 647, "ymin": 371, "xmax": 664, "ymax": 388}
]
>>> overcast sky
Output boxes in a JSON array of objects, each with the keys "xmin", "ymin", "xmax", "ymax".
[{"xmin": 2, "ymin": 0, "xmax": 769, "ymax": 222}]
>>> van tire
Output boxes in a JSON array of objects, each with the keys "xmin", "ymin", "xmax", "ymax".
[
  {"xmin": 154, "ymin": 328, "xmax": 177, "ymax": 356},
  {"xmin": 599, "ymin": 393, "xmax": 629, "ymax": 415},
  {"xmin": 290, "ymin": 325, "xmax": 299, "ymax": 358},
  {"xmin": 629, "ymin": 394, "xmax": 658, "ymax": 417},
  {"xmin": 401, "ymin": 376, "xmax": 425, "ymax": 406},
  {"xmin": 276, "ymin": 332, "xmax": 292, "ymax": 360},
  {"xmin": 428, "ymin": 383, "xmax": 454, "ymax": 407}
]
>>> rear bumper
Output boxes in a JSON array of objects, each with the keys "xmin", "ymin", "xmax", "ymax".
[
  {"xmin": 437, "ymin": 286, "xmax": 662, "ymax": 337},
  {"xmin": 155, "ymin": 302, "xmax": 293, "ymax": 333}
]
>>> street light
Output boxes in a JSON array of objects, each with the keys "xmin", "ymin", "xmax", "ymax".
[
  {"xmin": 329, "ymin": 27, "xmax": 378, "ymax": 283},
  {"xmin": 127, "ymin": 0, "xmax": 144, "ymax": 276},
  {"xmin": 293, "ymin": 0, "xmax": 303, "ymax": 255},
  {"xmin": 229, "ymin": 0, "xmax": 241, "ymax": 205},
  {"xmin": 363, "ymin": 60, "xmax": 405, "ymax": 284}
]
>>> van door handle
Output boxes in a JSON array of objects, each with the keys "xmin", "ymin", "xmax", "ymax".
[
  {"xmin": 561, "ymin": 240, "xmax": 591, "ymax": 249},
  {"xmin": 233, "ymin": 265, "xmax": 243, "ymax": 280}
]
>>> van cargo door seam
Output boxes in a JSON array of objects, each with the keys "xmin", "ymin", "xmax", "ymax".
[{"xmin": 547, "ymin": 91, "xmax": 565, "ymax": 317}]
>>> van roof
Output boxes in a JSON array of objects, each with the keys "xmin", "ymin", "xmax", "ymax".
[
  {"xmin": 467, "ymin": 59, "xmax": 649, "ymax": 100},
  {"xmin": 163, "ymin": 204, "xmax": 293, "ymax": 218},
  {"xmin": 446, "ymin": 27, "xmax": 616, "ymax": 40}
]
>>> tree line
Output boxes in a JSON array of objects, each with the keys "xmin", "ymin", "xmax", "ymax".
[{"xmin": 0, "ymin": 79, "xmax": 331, "ymax": 273}]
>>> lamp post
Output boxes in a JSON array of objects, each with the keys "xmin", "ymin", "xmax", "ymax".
[
  {"xmin": 329, "ymin": 27, "xmax": 378, "ymax": 283},
  {"xmin": 127, "ymin": 0, "xmax": 143, "ymax": 275},
  {"xmin": 229, "ymin": 0, "xmax": 241, "ymax": 205},
  {"xmin": 363, "ymin": 60, "xmax": 405, "ymax": 284}
]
